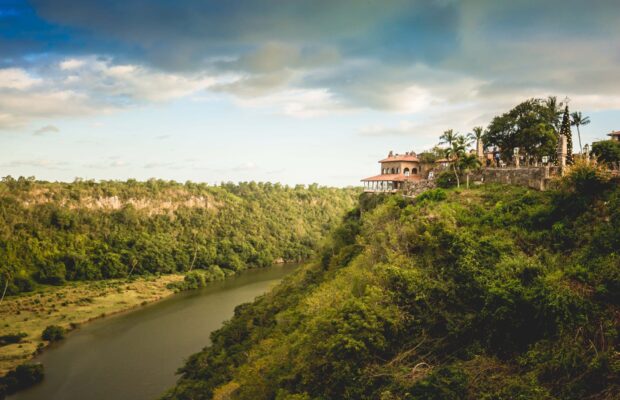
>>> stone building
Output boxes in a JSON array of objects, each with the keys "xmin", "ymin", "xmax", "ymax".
[{"xmin": 361, "ymin": 151, "xmax": 444, "ymax": 192}]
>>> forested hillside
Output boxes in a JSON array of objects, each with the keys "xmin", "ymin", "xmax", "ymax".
[
  {"xmin": 163, "ymin": 165, "xmax": 619, "ymax": 399},
  {"xmin": 0, "ymin": 177, "xmax": 358, "ymax": 296}
]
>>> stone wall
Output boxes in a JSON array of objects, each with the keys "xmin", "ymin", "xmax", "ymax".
[
  {"xmin": 472, "ymin": 167, "xmax": 560, "ymax": 191},
  {"xmin": 403, "ymin": 179, "xmax": 437, "ymax": 197}
]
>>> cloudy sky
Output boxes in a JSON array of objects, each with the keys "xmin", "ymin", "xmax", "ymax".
[{"xmin": 1, "ymin": 0, "xmax": 619, "ymax": 186}]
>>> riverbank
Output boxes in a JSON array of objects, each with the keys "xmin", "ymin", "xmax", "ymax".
[{"xmin": 0, "ymin": 274, "xmax": 184, "ymax": 375}]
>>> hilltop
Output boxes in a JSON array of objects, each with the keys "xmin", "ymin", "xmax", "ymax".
[{"xmin": 163, "ymin": 165, "xmax": 619, "ymax": 400}]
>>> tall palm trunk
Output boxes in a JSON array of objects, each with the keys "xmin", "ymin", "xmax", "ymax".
[
  {"xmin": 453, "ymin": 163, "xmax": 460, "ymax": 188},
  {"xmin": 576, "ymin": 125, "xmax": 583, "ymax": 154}
]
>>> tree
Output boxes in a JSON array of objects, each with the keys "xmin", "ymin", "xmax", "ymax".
[
  {"xmin": 591, "ymin": 140, "xmax": 620, "ymax": 164},
  {"xmin": 439, "ymin": 129, "xmax": 457, "ymax": 147},
  {"xmin": 458, "ymin": 154, "xmax": 482, "ymax": 189},
  {"xmin": 570, "ymin": 111, "xmax": 590, "ymax": 154},
  {"xmin": 468, "ymin": 126, "xmax": 485, "ymax": 158},
  {"xmin": 445, "ymin": 135, "xmax": 468, "ymax": 188},
  {"xmin": 42, "ymin": 325, "xmax": 65, "ymax": 342},
  {"xmin": 483, "ymin": 98, "xmax": 558, "ymax": 162},
  {"xmin": 560, "ymin": 105, "xmax": 573, "ymax": 165},
  {"xmin": 545, "ymin": 96, "xmax": 564, "ymax": 130}
]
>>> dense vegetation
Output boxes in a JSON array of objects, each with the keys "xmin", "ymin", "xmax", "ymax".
[
  {"xmin": 163, "ymin": 169, "xmax": 619, "ymax": 399},
  {"xmin": 0, "ymin": 363, "xmax": 44, "ymax": 398},
  {"xmin": 0, "ymin": 177, "xmax": 358, "ymax": 296}
]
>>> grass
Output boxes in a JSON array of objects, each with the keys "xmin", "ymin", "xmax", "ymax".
[{"xmin": 0, "ymin": 274, "xmax": 183, "ymax": 375}]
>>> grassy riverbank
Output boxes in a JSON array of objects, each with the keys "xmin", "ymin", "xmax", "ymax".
[{"xmin": 0, "ymin": 274, "xmax": 183, "ymax": 375}]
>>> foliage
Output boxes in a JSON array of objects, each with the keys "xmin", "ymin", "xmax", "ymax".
[
  {"xmin": 0, "ymin": 333, "xmax": 27, "ymax": 347},
  {"xmin": 164, "ymin": 182, "xmax": 620, "ymax": 400},
  {"xmin": 169, "ymin": 266, "xmax": 229, "ymax": 292},
  {"xmin": 592, "ymin": 140, "xmax": 620, "ymax": 164},
  {"xmin": 418, "ymin": 146, "xmax": 446, "ymax": 163},
  {"xmin": 416, "ymin": 188, "xmax": 447, "ymax": 202},
  {"xmin": 436, "ymin": 171, "xmax": 457, "ymax": 188},
  {"xmin": 571, "ymin": 111, "xmax": 590, "ymax": 154},
  {"xmin": 483, "ymin": 98, "xmax": 558, "ymax": 162},
  {"xmin": 0, "ymin": 178, "xmax": 358, "ymax": 296},
  {"xmin": 41, "ymin": 325, "xmax": 65, "ymax": 342},
  {"xmin": 0, "ymin": 363, "xmax": 44, "ymax": 398},
  {"xmin": 560, "ymin": 105, "xmax": 573, "ymax": 164}
]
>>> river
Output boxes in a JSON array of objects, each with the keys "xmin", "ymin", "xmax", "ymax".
[{"xmin": 9, "ymin": 265, "xmax": 297, "ymax": 400}]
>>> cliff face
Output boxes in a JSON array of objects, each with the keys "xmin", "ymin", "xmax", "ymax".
[
  {"xmin": 0, "ymin": 178, "xmax": 359, "ymax": 295},
  {"xmin": 163, "ymin": 179, "xmax": 619, "ymax": 400}
]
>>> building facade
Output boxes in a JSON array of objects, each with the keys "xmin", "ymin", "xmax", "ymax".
[{"xmin": 361, "ymin": 151, "xmax": 444, "ymax": 192}]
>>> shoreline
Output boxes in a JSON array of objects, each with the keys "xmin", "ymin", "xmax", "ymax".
[{"xmin": 0, "ymin": 274, "xmax": 184, "ymax": 376}]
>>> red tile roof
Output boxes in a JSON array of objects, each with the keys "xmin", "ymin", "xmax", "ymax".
[
  {"xmin": 361, "ymin": 173, "xmax": 423, "ymax": 182},
  {"xmin": 608, "ymin": 130, "xmax": 620, "ymax": 137},
  {"xmin": 379, "ymin": 154, "xmax": 419, "ymax": 163}
]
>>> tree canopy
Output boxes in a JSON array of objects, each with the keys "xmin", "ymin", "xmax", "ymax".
[{"xmin": 483, "ymin": 98, "xmax": 558, "ymax": 161}]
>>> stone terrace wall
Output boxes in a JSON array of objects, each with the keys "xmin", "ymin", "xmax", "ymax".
[
  {"xmin": 472, "ymin": 167, "xmax": 559, "ymax": 191},
  {"xmin": 403, "ymin": 179, "xmax": 437, "ymax": 197}
]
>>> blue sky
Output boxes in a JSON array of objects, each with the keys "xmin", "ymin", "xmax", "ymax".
[{"xmin": 1, "ymin": 0, "xmax": 619, "ymax": 186}]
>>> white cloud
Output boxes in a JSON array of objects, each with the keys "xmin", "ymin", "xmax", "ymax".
[
  {"xmin": 0, "ymin": 68, "xmax": 41, "ymax": 90},
  {"xmin": 59, "ymin": 58, "xmax": 86, "ymax": 70},
  {"xmin": 0, "ymin": 58, "xmax": 218, "ymax": 130}
]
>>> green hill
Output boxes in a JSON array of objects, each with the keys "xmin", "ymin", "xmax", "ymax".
[
  {"xmin": 0, "ymin": 178, "xmax": 358, "ymax": 295},
  {"xmin": 163, "ymin": 166, "xmax": 619, "ymax": 399}
]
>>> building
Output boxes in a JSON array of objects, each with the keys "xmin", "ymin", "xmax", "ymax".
[
  {"xmin": 361, "ymin": 151, "xmax": 444, "ymax": 192},
  {"xmin": 608, "ymin": 130, "xmax": 620, "ymax": 142}
]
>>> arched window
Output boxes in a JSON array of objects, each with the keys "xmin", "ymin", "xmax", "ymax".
[
  {"xmin": 403, "ymin": 167, "xmax": 410, "ymax": 176},
  {"xmin": 390, "ymin": 168, "xmax": 395, "ymax": 174},
  {"xmin": 412, "ymin": 168, "xmax": 418, "ymax": 174}
]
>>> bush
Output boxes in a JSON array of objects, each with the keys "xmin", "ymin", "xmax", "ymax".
[
  {"xmin": 183, "ymin": 270, "xmax": 206, "ymax": 290},
  {"xmin": 204, "ymin": 265, "xmax": 225, "ymax": 282},
  {"xmin": 436, "ymin": 170, "xmax": 457, "ymax": 188},
  {"xmin": 563, "ymin": 160, "xmax": 611, "ymax": 196},
  {"xmin": 0, "ymin": 332, "xmax": 27, "ymax": 347},
  {"xmin": 417, "ymin": 188, "xmax": 447, "ymax": 202},
  {"xmin": 0, "ymin": 363, "xmax": 44, "ymax": 395},
  {"xmin": 41, "ymin": 325, "xmax": 65, "ymax": 342}
]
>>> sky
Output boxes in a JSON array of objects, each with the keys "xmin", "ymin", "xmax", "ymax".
[{"xmin": 1, "ymin": 0, "xmax": 619, "ymax": 186}]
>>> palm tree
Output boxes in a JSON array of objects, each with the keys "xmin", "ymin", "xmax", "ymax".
[
  {"xmin": 570, "ymin": 111, "xmax": 590, "ymax": 154},
  {"xmin": 439, "ymin": 129, "xmax": 457, "ymax": 147},
  {"xmin": 445, "ymin": 135, "xmax": 467, "ymax": 188},
  {"xmin": 468, "ymin": 126, "xmax": 484, "ymax": 158},
  {"xmin": 459, "ymin": 153, "xmax": 482, "ymax": 189},
  {"xmin": 545, "ymin": 96, "xmax": 564, "ymax": 130}
]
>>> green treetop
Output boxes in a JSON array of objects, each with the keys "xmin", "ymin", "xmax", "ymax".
[{"xmin": 560, "ymin": 105, "xmax": 573, "ymax": 164}]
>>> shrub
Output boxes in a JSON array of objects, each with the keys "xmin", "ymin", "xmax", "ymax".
[
  {"xmin": 417, "ymin": 188, "xmax": 447, "ymax": 202},
  {"xmin": 563, "ymin": 159, "xmax": 611, "ymax": 196},
  {"xmin": 204, "ymin": 265, "xmax": 226, "ymax": 282},
  {"xmin": 41, "ymin": 325, "xmax": 65, "ymax": 342},
  {"xmin": 183, "ymin": 270, "xmax": 206, "ymax": 290},
  {"xmin": 0, "ymin": 363, "xmax": 44, "ymax": 395},
  {"xmin": 436, "ymin": 171, "xmax": 457, "ymax": 188},
  {"xmin": 0, "ymin": 332, "xmax": 27, "ymax": 347}
]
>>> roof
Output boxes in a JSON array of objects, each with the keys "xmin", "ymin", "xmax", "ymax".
[
  {"xmin": 608, "ymin": 130, "xmax": 620, "ymax": 137},
  {"xmin": 379, "ymin": 154, "xmax": 419, "ymax": 163},
  {"xmin": 361, "ymin": 173, "xmax": 423, "ymax": 182}
]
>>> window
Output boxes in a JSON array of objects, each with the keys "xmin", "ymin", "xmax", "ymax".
[
  {"xmin": 404, "ymin": 167, "xmax": 410, "ymax": 176},
  {"xmin": 412, "ymin": 168, "xmax": 418, "ymax": 174}
]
